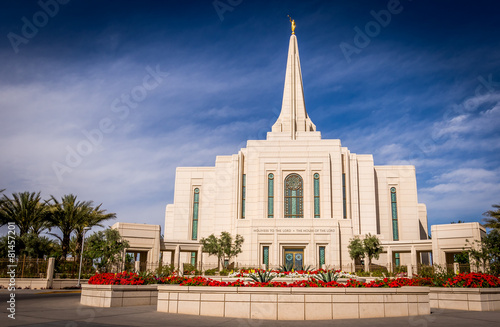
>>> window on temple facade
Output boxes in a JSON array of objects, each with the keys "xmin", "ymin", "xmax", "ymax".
[
  {"xmin": 192, "ymin": 188, "xmax": 200, "ymax": 240},
  {"xmin": 190, "ymin": 252, "xmax": 196, "ymax": 266},
  {"xmin": 319, "ymin": 246, "xmax": 325, "ymax": 266},
  {"xmin": 342, "ymin": 173, "xmax": 347, "ymax": 219},
  {"xmin": 391, "ymin": 187, "xmax": 399, "ymax": 241},
  {"xmin": 268, "ymin": 173, "xmax": 274, "ymax": 218},
  {"xmin": 241, "ymin": 174, "xmax": 246, "ymax": 219},
  {"xmin": 263, "ymin": 246, "xmax": 269, "ymax": 267},
  {"xmin": 314, "ymin": 173, "xmax": 320, "ymax": 218},
  {"xmin": 284, "ymin": 173, "xmax": 303, "ymax": 218}
]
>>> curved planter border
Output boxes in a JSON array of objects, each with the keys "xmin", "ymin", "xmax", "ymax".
[{"xmin": 157, "ymin": 285, "xmax": 430, "ymax": 320}]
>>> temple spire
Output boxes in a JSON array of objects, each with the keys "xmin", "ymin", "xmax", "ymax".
[{"xmin": 271, "ymin": 28, "xmax": 316, "ymax": 140}]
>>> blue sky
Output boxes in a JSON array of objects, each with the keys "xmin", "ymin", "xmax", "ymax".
[{"xmin": 0, "ymin": 0, "xmax": 499, "ymax": 233}]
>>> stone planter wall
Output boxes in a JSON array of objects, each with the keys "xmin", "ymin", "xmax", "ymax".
[
  {"xmin": 0, "ymin": 278, "xmax": 89, "ymax": 289},
  {"xmin": 157, "ymin": 285, "xmax": 430, "ymax": 320},
  {"xmin": 0, "ymin": 278, "xmax": 50, "ymax": 289},
  {"xmin": 430, "ymin": 288, "xmax": 500, "ymax": 311},
  {"xmin": 81, "ymin": 284, "xmax": 158, "ymax": 307}
]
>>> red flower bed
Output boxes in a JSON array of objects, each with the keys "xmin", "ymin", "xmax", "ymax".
[
  {"xmin": 88, "ymin": 272, "xmax": 145, "ymax": 285},
  {"xmin": 88, "ymin": 272, "xmax": 192, "ymax": 285},
  {"xmin": 443, "ymin": 272, "xmax": 500, "ymax": 288},
  {"xmin": 88, "ymin": 272, "xmax": 499, "ymax": 288}
]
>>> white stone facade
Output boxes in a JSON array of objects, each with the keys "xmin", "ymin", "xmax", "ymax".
[
  {"xmin": 114, "ymin": 32, "xmax": 485, "ymax": 272},
  {"xmin": 163, "ymin": 33, "xmax": 429, "ymax": 270}
]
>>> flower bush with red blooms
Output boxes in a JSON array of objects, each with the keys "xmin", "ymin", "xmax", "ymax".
[
  {"xmin": 88, "ymin": 272, "xmax": 499, "ymax": 288},
  {"xmin": 88, "ymin": 272, "xmax": 145, "ymax": 285},
  {"xmin": 443, "ymin": 272, "xmax": 500, "ymax": 288}
]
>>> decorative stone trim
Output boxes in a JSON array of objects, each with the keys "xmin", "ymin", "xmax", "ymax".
[
  {"xmin": 81, "ymin": 284, "xmax": 158, "ymax": 307},
  {"xmin": 430, "ymin": 288, "xmax": 500, "ymax": 311},
  {"xmin": 157, "ymin": 285, "xmax": 430, "ymax": 320}
]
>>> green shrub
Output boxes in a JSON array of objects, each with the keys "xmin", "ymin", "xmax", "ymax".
[
  {"xmin": 204, "ymin": 268, "xmax": 217, "ymax": 276},
  {"xmin": 219, "ymin": 269, "xmax": 230, "ymax": 276},
  {"xmin": 395, "ymin": 265, "xmax": 407, "ymax": 273},
  {"xmin": 417, "ymin": 265, "xmax": 434, "ymax": 278},
  {"xmin": 371, "ymin": 268, "xmax": 387, "ymax": 278},
  {"xmin": 155, "ymin": 264, "xmax": 175, "ymax": 277},
  {"xmin": 183, "ymin": 263, "xmax": 199, "ymax": 275},
  {"xmin": 429, "ymin": 265, "xmax": 455, "ymax": 286}
]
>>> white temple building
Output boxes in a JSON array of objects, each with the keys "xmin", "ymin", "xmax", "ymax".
[{"xmin": 113, "ymin": 28, "xmax": 485, "ymax": 273}]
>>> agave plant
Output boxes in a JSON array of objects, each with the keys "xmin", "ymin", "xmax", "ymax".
[
  {"xmin": 249, "ymin": 271, "xmax": 276, "ymax": 283},
  {"xmin": 313, "ymin": 270, "xmax": 339, "ymax": 283},
  {"xmin": 279, "ymin": 262, "xmax": 294, "ymax": 272}
]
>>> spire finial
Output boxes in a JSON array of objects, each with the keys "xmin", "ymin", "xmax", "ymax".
[{"xmin": 288, "ymin": 15, "xmax": 296, "ymax": 35}]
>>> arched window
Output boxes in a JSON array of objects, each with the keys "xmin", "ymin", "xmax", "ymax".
[
  {"xmin": 284, "ymin": 173, "xmax": 303, "ymax": 218},
  {"xmin": 314, "ymin": 173, "xmax": 320, "ymax": 218},
  {"xmin": 268, "ymin": 173, "xmax": 274, "ymax": 218},
  {"xmin": 391, "ymin": 187, "xmax": 399, "ymax": 241},
  {"xmin": 192, "ymin": 188, "xmax": 200, "ymax": 240}
]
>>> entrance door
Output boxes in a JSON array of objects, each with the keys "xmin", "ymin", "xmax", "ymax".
[{"xmin": 284, "ymin": 248, "xmax": 304, "ymax": 270}]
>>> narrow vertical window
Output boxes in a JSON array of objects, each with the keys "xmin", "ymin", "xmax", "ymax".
[
  {"xmin": 394, "ymin": 252, "xmax": 400, "ymax": 267},
  {"xmin": 284, "ymin": 173, "xmax": 303, "ymax": 218},
  {"xmin": 263, "ymin": 246, "xmax": 269, "ymax": 267},
  {"xmin": 268, "ymin": 173, "xmax": 274, "ymax": 218},
  {"xmin": 319, "ymin": 246, "xmax": 325, "ymax": 266},
  {"xmin": 241, "ymin": 174, "xmax": 246, "ymax": 219},
  {"xmin": 391, "ymin": 187, "xmax": 399, "ymax": 241},
  {"xmin": 190, "ymin": 252, "xmax": 196, "ymax": 266},
  {"xmin": 192, "ymin": 188, "xmax": 200, "ymax": 240},
  {"xmin": 314, "ymin": 173, "xmax": 320, "ymax": 218},
  {"xmin": 342, "ymin": 173, "xmax": 347, "ymax": 219}
]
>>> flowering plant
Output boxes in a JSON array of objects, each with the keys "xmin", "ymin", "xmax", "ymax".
[
  {"xmin": 443, "ymin": 272, "xmax": 500, "ymax": 288},
  {"xmin": 228, "ymin": 269, "xmax": 356, "ymax": 279},
  {"xmin": 88, "ymin": 272, "xmax": 145, "ymax": 285},
  {"xmin": 88, "ymin": 271, "xmax": 499, "ymax": 288}
]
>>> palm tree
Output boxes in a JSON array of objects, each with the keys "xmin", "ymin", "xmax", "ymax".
[
  {"xmin": 47, "ymin": 194, "xmax": 93, "ymax": 259},
  {"xmin": 73, "ymin": 203, "xmax": 116, "ymax": 261},
  {"xmin": 483, "ymin": 203, "xmax": 500, "ymax": 230},
  {"xmin": 0, "ymin": 191, "xmax": 48, "ymax": 237},
  {"xmin": 0, "ymin": 189, "xmax": 6, "ymax": 226}
]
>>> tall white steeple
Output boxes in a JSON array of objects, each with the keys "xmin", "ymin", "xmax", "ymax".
[{"xmin": 271, "ymin": 22, "xmax": 316, "ymax": 140}]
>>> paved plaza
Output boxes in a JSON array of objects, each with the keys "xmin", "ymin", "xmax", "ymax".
[{"xmin": 1, "ymin": 289, "xmax": 500, "ymax": 327}]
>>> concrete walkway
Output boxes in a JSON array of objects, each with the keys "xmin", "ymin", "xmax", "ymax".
[{"xmin": 1, "ymin": 289, "xmax": 500, "ymax": 326}]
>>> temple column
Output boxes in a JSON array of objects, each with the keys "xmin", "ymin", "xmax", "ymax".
[{"xmin": 174, "ymin": 245, "xmax": 180, "ymax": 271}]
